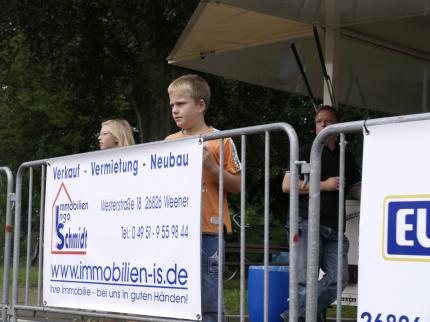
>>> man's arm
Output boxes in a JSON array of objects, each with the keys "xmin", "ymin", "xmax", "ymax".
[
  {"xmin": 350, "ymin": 182, "xmax": 361, "ymax": 199},
  {"xmin": 282, "ymin": 172, "xmax": 308, "ymax": 194},
  {"xmin": 345, "ymin": 149, "xmax": 361, "ymax": 200},
  {"xmin": 282, "ymin": 172, "xmax": 340, "ymax": 194},
  {"xmin": 203, "ymin": 146, "xmax": 241, "ymax": 194}
]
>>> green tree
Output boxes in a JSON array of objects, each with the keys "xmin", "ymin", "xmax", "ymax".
[
  {"xmin": 0, "ymin": 0, "xmax": 385, "ymax": 253},
  {"xmin": 4, "ymin": 0, "xmax": 199, "ymax": 145}
]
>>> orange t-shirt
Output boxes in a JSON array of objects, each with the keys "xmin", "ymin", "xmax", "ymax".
[{"xmin": 165, "ymin": 128, "xmax": 241, "ymax": 233}]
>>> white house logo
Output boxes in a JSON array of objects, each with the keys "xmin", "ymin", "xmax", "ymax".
[
  {"xmin": 383, "ymin": 195, "xmax": 430, "ymax": 261},
  {"xmin": 51, "ymin": 182, "xmax": 89, "ymax": 255}
]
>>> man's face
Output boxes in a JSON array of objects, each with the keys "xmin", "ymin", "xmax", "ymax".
[
  {"xmin": 315, "ymin": 109, "xmax": 337, "ymax": 135},
  {"xmin": 169, "ymin": 90, "xmax": 205, "ymax": 130}
]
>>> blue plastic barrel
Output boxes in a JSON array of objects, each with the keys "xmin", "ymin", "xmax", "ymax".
[{"xmin": 248, "ymin": 265, "xmax": 289, "ymax": 322}]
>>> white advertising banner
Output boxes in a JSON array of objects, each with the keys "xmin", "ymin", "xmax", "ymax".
[
  {"xmin": 43, "ymin": 138, "xmax": 203, "ymax": 320},
  {"xmin": 358, "ymin": 120, "xmax": 430, "ymax": 321}
]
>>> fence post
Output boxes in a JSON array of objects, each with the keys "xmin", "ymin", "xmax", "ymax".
[{"xmin": 1, "ymin": 167, "xmax": 14, "ymax": 322}]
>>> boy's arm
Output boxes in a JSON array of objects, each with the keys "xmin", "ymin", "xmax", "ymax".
[{"xmin": 203, "ymin": 147, "xmax": 241, "ymax": 194}]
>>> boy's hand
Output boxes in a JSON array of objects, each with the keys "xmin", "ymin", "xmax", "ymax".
[
  {"xmin": 202, "ymin": 143, "xmax": 241, "ymax": 194},
  {"xmin": 203, "ymin": 144, "xmax": 218, "ymax": 175}
]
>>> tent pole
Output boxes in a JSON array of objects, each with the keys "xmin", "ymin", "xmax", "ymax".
[
  {"xmin": 323, "ymin": 0, "xmax": 340, "ymax": 108},
  {"xmin": 423, "ymin": 66, "xmax": 428, "ymax": 112}
]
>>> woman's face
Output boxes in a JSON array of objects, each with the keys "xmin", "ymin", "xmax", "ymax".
[{"xmin": 98, "ymin": 125, "xmax": 118, "ymax": 150}]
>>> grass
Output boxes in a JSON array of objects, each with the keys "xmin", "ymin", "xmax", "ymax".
[
  {"xmin": 0, "ymin": 265, "xmax": 39, "ymax": 288},
  {"xmin": 224, "ymin": 276, "xmax": 357, "ymax": 319},
  {"xmin": 327, "ymin": 305, "xmax": 357, "ymax": 319},
  {"xmin": 1, "ymin": 265, "xmax": 357, "ymax": 319},
  {"xmin": 225, "ymin": 278, "xmax": 247, "ymax": 314}
]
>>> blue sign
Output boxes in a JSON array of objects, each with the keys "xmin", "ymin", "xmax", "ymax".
[{"xmin": 386, "ymin": 200, "xmax": 430, "ymax": 257}]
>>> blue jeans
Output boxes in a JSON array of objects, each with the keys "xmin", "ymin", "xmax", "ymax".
[
  {"xmin": 294, "ymin": 219, "xmax": 349, "ymax": 319},
  {"xmin": 202, "ymin": 234, "xmax": 224, "ymax": 322}
]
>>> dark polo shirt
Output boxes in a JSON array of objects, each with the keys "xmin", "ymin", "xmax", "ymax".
[{"xmin": 298, "ymin": 143, "xmax": 361, "ymax": 230}]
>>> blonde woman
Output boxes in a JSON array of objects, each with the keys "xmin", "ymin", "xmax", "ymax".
[
  {"xmin": 96, "ymin": 119, "xmax": 135, "ymax": 320},
  {"xmin": 98, "ymin": 119, "xmax": 135, "ymax": 149}
]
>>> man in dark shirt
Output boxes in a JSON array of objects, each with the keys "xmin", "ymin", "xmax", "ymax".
[{"xmin": 282, "ymin": 105, "xmax": 361, "ymax": 322}]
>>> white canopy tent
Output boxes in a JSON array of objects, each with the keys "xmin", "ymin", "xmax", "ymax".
[{"xmin": 167, "ymin": 0, "xmax": 430, "ymax": 115}]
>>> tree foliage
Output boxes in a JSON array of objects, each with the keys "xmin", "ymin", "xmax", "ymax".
[
  {"xmin": 0, "ymin": 1, "xmax": 384, "ymax": 252},
  {"xmin": 1, "ymin": 0, "xmax": 199, "ymax": 155}
]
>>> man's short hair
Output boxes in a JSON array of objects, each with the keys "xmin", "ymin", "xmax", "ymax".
[
  {"xmin": 168, "ymin": 74, "xmax": 211, "ymax": 108},
  {"xmin": 315, "ymin": 104, "xmax": 339, "ymax": 121}
]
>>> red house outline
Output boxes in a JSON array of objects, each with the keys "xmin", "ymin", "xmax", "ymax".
[{"xmin": 50, "ymin": 182, "xmax": 86, "ymax": 255}]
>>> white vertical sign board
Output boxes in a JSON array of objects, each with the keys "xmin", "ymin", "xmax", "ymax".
[
  {"xmin": 43, "ymin": 138, "xmax": 203, "ymax": 320},
  {"xmin": 358, "ymin": 120, "xmax": 430, "ymax": 321}
]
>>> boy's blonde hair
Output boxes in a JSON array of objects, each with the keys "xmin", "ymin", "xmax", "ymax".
[
  {"xmin": 102, "ymin": 119, "xmax": 135, "ymax": 147},
  {"xmin": 168, "ymin": 74, "xmax": 210, "ymax": 108}
]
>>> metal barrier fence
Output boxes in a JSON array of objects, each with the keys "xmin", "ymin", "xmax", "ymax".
[
  {"xmin": 305, "ymin": 112, "xmax": 430, "ymax": 322},
  {"xmin": 9, "ymin": 163, "xmax": 47, "ymax": 322},
  {"xmin": 1, "ymin": 167, "xmax": 14, "ymax": 322},
  {"xmin": 203, "ymin": 123, "xmax": 299, "ymax": 322},
  {"xmin": 6, "ymin": 122, "xmax": 300, "ymax": 322}
]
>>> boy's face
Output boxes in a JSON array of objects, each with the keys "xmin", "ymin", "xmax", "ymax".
[{"xmin": 169, "ymin": 90, "xmax": 206, "ymax": 130}]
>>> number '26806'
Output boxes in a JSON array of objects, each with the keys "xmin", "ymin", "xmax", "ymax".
[{"xmin": 360, "ymin": 312, "xmax": 419, "ymax": 322}]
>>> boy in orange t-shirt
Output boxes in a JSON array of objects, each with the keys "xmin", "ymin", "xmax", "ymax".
[{"xmin": 166, "ymin": 74, "xmax": 241, "ymax": 322}]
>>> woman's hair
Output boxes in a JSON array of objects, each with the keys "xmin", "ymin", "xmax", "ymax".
[{"xmin": 101, "ymin": 119, "xmax": 135, "ymax": 147}]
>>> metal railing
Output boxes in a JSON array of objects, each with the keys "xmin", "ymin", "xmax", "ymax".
[
  {"xmin": 1, "ymin": 167, "xmax": 14, "ymax": 322},
  {"xmin": 7, "ymin": 122, "xmax": 300, "ymax": 322},
  {"xmin": 6, "ymin": 113, "xmax": 430, "ymax": 322},
  {"xmin": 305, "ymin": 112, "xmax": 430, "ymax": 322},
  {"xmin": 203, "ymin": 123, "xmax": 300, "ymax": 322}
]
